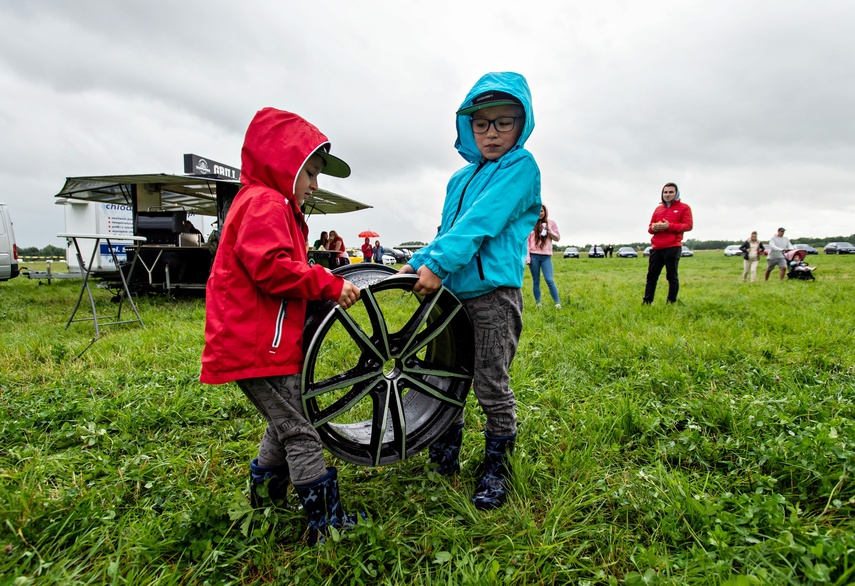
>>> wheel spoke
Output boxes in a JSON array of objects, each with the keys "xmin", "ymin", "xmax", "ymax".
[
  {"xmin": 304, "ymin": 363, "xmax": 382, "ymax": 399},
  {"xmin": 405, "ymin": 362, "xmax": 471, "ymax": 380},
  {"xmin": 401, "ymin": 300, "xmax": 465, "ymax": 360},
  {"xmin": 395, "ymin": 291, "xmax": 441, "ymax": 355},
  {"xmin": 311, "ymin": 379, "xmax": 378, "ymax": 427},
  {"xmin": 368, "ymin": 379, "xmax": 407, "ymax": 465},
  {"xmin": 360, "ymin": 288, "xmax": 392, "ymax": 356},
  {"xmin": 397, "ymin": 372, "xmax": 466, "ymax": 407},
  {"xmin": 333, "ymin": 305, "xmax": 386, "ymax": 362}
]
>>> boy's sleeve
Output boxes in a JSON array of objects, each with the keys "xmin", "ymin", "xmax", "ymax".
[
  {"xmin": 412, "ymin": 156, "xmax": 539, "ymax": 278},
  {"xmin": 234, "ymin": 192, "xmax": 343, "ymax": 300}
]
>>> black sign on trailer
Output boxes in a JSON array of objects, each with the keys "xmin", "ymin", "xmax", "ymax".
[{"xmin": 183, "ymin": 154, "xmax": 240, "ymax": 181}]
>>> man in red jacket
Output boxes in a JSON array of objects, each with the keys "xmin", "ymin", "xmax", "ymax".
[
  {"xmin": 200, "ymin": 107, "xmax": 362, "ymax": 545},
  {"xmin": 642, "ymin": 182, "xmax": 693, "ymax": 304}
]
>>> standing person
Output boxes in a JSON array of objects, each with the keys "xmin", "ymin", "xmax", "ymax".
[
  {"xmin": 764, "ymin": 227, "xmax": 793, "ymax": 281},
  {"xmin": 361, "ymin": 237, "xmax": 374, "ymax": 262},
  {"xmin": 327, "ymin": 230, "xmax": 346, "ymax": 268},
  {"xmin": 739, "ymin": 231, "xmax": 765, "ymax": 282},
  {"xmin": 200, "ymin": 108, "xmax": 363, "ymax": 545},
  {"xmin": 372, "ymin": 240, "xmax": 384, "ymax": 263},
  {"xmin": 313, "ymin": 231, "xmax": 329, "ymax": 250},
  {"xmin": 527, "ymin": 204, "xmax": 561, "ymax": 308},
  {"xmin": 642, "ymin": 182, "xmax": 694, "ymax": 304},
  {"xmin": 400, "ymin": 72, "xmax": 541, "ymax": 509}
]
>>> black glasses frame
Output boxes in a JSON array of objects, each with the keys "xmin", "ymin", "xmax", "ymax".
[{"xmin": 469, "ymin": 116, "xmax": 524, "ymax": 134}]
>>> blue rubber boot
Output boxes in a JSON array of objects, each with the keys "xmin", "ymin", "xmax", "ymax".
[
  {"xmin": 471, "ymin": 432, "xmax": 516, "ymax": 510},
  {"xmin": 428, "ymin": 422, "xmax": 464, "ymax": 476},
  {"xmin": 249, "ymin": 458, "xmax": 290, "ymax": 508},
  {"xmin": 293, "ymin": 467, "xmax": 365, "ymax": 546}
]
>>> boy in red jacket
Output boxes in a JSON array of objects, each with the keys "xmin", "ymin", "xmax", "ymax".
[
  {"xmin": 200, "ymin": 107, "xmax": 361, "ymax": 545},
  {"xmin": 642, "ymin": 182, "xmax": 693, "ymax": 304}
]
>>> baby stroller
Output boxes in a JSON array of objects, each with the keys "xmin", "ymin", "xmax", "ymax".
[{"xmin": 785, "ymin": 249, "xmax": 816, "ymax": 281}]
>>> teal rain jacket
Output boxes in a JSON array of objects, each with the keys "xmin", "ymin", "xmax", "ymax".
[{"xmin": 408, "ymin": 72, "xmax": 542, "ymax": 299}]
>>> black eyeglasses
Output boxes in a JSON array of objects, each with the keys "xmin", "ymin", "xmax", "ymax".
[{"xmin": 470, "ymin": 116, "xmax": 524, "ymax": 134}]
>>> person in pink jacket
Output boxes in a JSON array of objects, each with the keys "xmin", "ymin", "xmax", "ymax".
[
  {"xmin": 526, "ymin": 204, "xmax": 562, "ymax": 308},
  {"xmin": 642, "ymin": 182, "xmax": 693, "ymax": 304},
  {"xmin": 200, "ymin": 107, "xmax": 362, "ymax": 545}
]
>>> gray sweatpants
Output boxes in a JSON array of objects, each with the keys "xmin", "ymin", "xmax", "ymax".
[
  {"xmin": 236, "ymin": 374, "xmax": 328, "ymax": 483},
  {"xmin": 454, "ymin": 287, "xmax": 523, "ymax": 437}
]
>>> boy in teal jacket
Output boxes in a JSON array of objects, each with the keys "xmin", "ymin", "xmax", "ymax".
[{"xmin": 402, "ymin": 72, "xmax": 541, "ymax": 509}]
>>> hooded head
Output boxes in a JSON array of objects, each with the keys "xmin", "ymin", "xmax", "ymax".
[
  {"xmin": 239, "ymin": 108, "xmax": 350, "ymax": 201},
  {"xmin": 661, "ymin": 182, "xmax": 680, "ymax": 207},
  {"xmin": 455, "ymin": 72, "xmax": 534, "ymax": 164}
]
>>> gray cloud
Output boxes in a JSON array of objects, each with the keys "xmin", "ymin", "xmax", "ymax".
[{"xmin": 2, "ymin": 0, "xmax": 853, "ymax": 251}]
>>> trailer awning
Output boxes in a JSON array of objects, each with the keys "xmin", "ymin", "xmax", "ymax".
[{"xmin": 54, "ymin": 174, "xmax": 372, "ymax": 216}]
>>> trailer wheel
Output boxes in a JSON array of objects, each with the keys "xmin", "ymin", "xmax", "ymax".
[{"xmin": 302, "ymin": 264, "xmax": 474, "ymax": 466}]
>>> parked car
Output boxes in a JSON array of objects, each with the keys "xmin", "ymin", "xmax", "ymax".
[
  {"xmin": 563, "ymin": 247, "xmax": 579, "ymax": 258},
  {"xmin": 824, "ymin": 242, "xmax": 855, "ymax": 254},
  {"xmin": 346, "ymin": 249, "xmax": 363, "ymax": 264},
  {"xmin": 681, "ymin": 246, "xmax": 694, "ymax": 257},
  {"xmin": 793, "ymin": 244, "xmax": 818, "ymax": 255},
  {"xmin": 380, "ymin": 248, "xmax": 409, "ymax": 263},
  {"xmin": 616, "ymin": 246, "xmax": 637, "ymax": 258},
  {"xmin": 381, "ymin": 253, "xmax": 396, "ymax": 266},
  {"xmin": 588, "ymin": 246, "xmax": 605, "ymax": 258},
  {"xmin": 724, "ymin": 245, "xmax": 743, "ymax": 257},
  {"xmin": 643, "ymin": 246, "xmax": 652, "ymax": 257},
  {"xmin": 392, "ymin": 248, "xmax": 411, "ymax": 262}
]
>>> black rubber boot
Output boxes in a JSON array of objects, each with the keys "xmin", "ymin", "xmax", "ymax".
[
  {"xmin": 249, "ymin": 458, "xmax": 290, "ymax": 508},
  {"xmin": 293, "ymin": 467, "xmax": 365, "ymax": 546},
  {"xmin": 471, "ymin": 432, "xmax": 516, "ymax": 510},
  {"xmin": 428, "ymin": 422, "xmax": 464, "ymax": 476}
]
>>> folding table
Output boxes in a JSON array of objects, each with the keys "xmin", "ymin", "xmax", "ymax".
[{"xmin": 58, "ymin": 233, "xmax": 147, "ymax": 335}]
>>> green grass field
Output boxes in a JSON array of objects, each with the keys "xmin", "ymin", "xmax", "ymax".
[{"xmin": 2, "ymin": 253, "xmax": 854, "ymax": 585}]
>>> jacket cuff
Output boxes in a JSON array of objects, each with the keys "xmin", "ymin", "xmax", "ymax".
[{"xmin": 423, "ymin": 257, "xmax": 448, "ymax": 280}]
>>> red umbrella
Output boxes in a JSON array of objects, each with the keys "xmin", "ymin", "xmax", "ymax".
[{"xmin": 358, "ymin": 230, "xmax": 380, "ymax": 238}]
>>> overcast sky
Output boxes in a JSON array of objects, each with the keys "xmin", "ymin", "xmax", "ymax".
[{"xmin": 2, "ymin": 0, "xmax": 853, "ymax": 249}]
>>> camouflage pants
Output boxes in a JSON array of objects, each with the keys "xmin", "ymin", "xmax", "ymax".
[
  {"xmin": 455, "ymin": 287, "xmax": 523, "ymax": 437},
  {"xmin": 236, "ymin": 374, "xmax": 328, "ymax": 483}
]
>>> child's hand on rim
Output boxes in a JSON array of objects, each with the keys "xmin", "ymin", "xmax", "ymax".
[
  {"xmin": 413, "ymin": 266, "xmax": 442, "ymax": 296},
  {"xmin": 337, "ymin": 281, "xmax": 360, "ymax": 309}
]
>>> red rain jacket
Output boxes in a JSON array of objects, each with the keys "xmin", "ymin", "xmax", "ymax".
[
  {"xmin": 200, "ymin": 108, "xmax": 345, "ymax": 384},
  {"xmin": 647, "ymin": 200, "xmax": 693, "ymax": 250}
]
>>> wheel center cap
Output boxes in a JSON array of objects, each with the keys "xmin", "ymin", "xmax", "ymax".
[{"xmin": 382, "ymin": 357, "xmax": 400, "ymax": 379}]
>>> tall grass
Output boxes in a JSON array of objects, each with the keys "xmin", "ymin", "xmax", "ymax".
[{"xmin": 2, "ymin": 254, "xmax": 854, "ymax": 585}]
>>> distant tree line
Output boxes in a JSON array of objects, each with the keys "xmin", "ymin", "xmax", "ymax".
[{"xmin": 18, "ymin": 245, "xmax": 65, "ymax": 259}]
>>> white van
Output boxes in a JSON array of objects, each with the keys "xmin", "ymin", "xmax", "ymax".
[{"xmin": 0, "ymin": 202, "xmax": 20, "ymax": 281}]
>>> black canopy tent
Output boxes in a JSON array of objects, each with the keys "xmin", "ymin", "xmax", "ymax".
[{"xmin": 54, "ymin": 174, "xmax": 372, "ymax": 219}]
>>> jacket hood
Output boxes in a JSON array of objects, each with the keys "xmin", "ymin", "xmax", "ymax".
[
  {"xmin": 455, "ymin": 72, "xmax": 535, "ymax": 164},
  {"xmin": 240, "ymin": 108, "xmax": 342, "ymax": 199}
]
